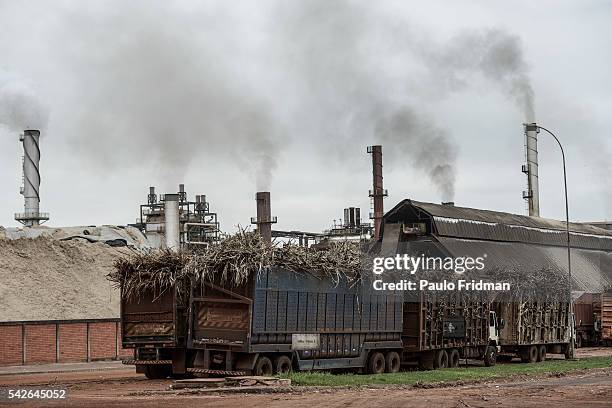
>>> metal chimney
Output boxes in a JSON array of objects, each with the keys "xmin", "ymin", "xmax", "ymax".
[
  {"xmin": 164, "ymin": 193, "xmax": 180, "ymax": 250},
  {"xmin": 15, "ymin": 129, "xmax": 49, "ymax": 226},
  {"xmin": 251, "ymin": 192, "xmax": 277, "ymax": 244},
  {"xmin": 523, "ymin": 123, "xmax": 540, "ymax": 217},
  {"xmin": 147, "ymin": 186, "xmax": 157, "ymax": 205},
  {"xmin": 178, "ymin": 183, "xmax": 186, "ymax": 202},
  {"xmin": 367, "ymin": 145, "xmax": 388, "ymax": 240}
]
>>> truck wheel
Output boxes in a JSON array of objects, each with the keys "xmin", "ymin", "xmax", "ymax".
[
  {"xmin": 368, "ymin": 352, "xmax": 385, "ymax": 374},
  {"xmin": 519, "ymin": 348, "xmax": 529, "ymax": 363},
  {"xmin": 144, "ymin": 365, "xmax": 171, "ymax": 379},
  {"xmin": 564, "ymin": 342, "xmax": 575, "ymax": 359},
  {"xmin": 448, "ymin": 349, "xmax": 460, "ymax": 368},
  {"xmin": 418, "ymin": 352, "xmax": 434, "ymax": 371},
  {"xmin": 254, "ymin": 356, "xmax": 273, "ymax": 376},
  {"xmin": 537, "ymin": 345, "xmax": 547, "ymax": 362},
  {"xmin": 274, "ymin": 355, "xmax": 292, "ymax": 375},
  {"xmin": 434, "ymin": 350, "xmax": 448, "ymax": 369},
  {"xmin": 385, "ymin": 351, "xmax": 401, "ymax": 373},
  {"xmin": 483, "ymin": 346, "xmax": 497, "ymax": 367},
  {"xmin": 520, "ymin": 346, "xmax": 537, "ymax": 363}
]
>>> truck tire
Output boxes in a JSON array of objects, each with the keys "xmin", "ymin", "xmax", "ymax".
[
  {"xmin": 385, "ymin": 351, "xmax": 401, "ymax": 373},
  {"xmin": 144, "ymin": 365, "xmax": 171, "ymax": 379},
  {"xmin": 520, "ymin": 346, "xmax": 538, "ymax": 363},
  {"xmin": 254, "ymin": 356, "xmax": 273, "ymax": 376},
  {"xmin": 434, "ymin": 349, "xmax": 448, "ymax": 369},
  {"xmin": 448, "ymin": 349, "xmax": 460, "ymax": 368},
  {"xmin": 274, "ymin": 355, "xmax": 292, "ymax": 375},
  {"xmin": 564, "ymin": 342, "xmax": 575, "ymax": 359},
  {"xmin": 537, "ymin": 345, "xmax": 547, "ymax": 362},
  {"xmin": 367, "ymin": 352, "xmax": 385, "ymax": 374},
  {"xmin": 483, "ymin": 346, "xmax": 497, "ymax": 367}
]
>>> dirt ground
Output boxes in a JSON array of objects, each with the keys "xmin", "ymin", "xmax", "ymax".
[{"xmin": 1, "ymin": 347, "xmax": 611, "ymax": 408}]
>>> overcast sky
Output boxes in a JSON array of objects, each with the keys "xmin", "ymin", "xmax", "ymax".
[{"xmin": 0, "ymin": 0, "xmax": 610, "ymax": 234}]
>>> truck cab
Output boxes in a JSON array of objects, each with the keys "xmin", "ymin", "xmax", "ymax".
[{"xmin": 489, "ymin": 310, "xmax": 502, "ymax": 350}]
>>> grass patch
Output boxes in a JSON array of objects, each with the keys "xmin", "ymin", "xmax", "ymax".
[{"xmin": 286, "ymin": 356, "xmax": 612, "ymax": 387}]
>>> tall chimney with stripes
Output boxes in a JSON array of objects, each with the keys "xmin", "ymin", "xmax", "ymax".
[{"xmin": 15, "ymin": 129, "xmax": 49, "ymax": 226}]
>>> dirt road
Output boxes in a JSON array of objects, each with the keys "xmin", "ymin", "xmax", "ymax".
[{"xmin": 1, "ymin": 348, "xmax": 611, "ymax": 407}]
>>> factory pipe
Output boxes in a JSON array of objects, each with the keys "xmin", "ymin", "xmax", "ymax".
[
  {"xmin": 368, "ymin": 145, "xmax": 387, "ymax": 240},
  {"xmin": 164, "ymin": 193, "xmax": 180, "ymax": 250},
  {"xmin": 15, "ymin": 130, "xmax": 49, "ymax": 226},
  {"xmin": 252, "ymin": 192, "xmax": 277, "ymax": 244},
  {"xmin": 523, "ymin": 124, "xmax": 540, "ymax": 217}
]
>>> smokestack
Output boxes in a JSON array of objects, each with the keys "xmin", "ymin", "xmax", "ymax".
[
  {"xmin": 523, "ymin": 123, "xmax": 540, "ymax": 217},
  {"xmin": 15, "ymin": 129, "xmax": 48, "ymax": 226},
  {"xmin": 367, "ymin": 145, "xmax": 388, "ymax": 240},
  {"xmin": 251, "ymin": 192, "xmax": 277, "ymax": 244},
  {"xmin": 164, "ymin": 193, "xmax": 180, "ymax": 250},
  {"xmin": 178, "ymin": 183, "xmax": 186, "ymax": 202},
  {"xmin": 148, "ymin": 186, "xmax": 157, "ymax": 205}
]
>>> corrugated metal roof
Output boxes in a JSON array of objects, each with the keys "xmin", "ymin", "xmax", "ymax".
[
  {"xmin": 437, "ymin": 237, "xmax": 612, "ymax": 293},
  {"xmin": 384, "ymin": 200, "xmax": 612, "ymax": 251}
]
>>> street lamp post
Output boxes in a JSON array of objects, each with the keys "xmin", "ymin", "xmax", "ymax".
[{"xmin": 524, "ymin": 123, "xmax": 574, "ymax": 359}]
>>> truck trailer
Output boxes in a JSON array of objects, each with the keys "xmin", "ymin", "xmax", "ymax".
[
  {"xmin": 121, "ymin": 266, "xmax": 506, "ymax": 377},
  {"xmin": 601, "ymin": 290, "xmax": 612, "ymax": 345},
  {"xmin": 495, "ymin": 300, "xmax": 573, "ymax": 362}
]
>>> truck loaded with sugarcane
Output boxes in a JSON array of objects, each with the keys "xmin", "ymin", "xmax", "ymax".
[
  {"xmin": 110, "ymin": 198, "xmax": 584, "ymax": 379},
  {"xmin": 115, "ymin": 248, "xmax": 505, "ymax": 378}
]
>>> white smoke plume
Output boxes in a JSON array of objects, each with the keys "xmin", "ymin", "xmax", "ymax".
[{"xmin": 0, "ymin": 71, "xmax": 48, "ymax": 131}]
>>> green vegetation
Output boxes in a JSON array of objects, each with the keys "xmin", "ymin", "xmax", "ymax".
[{"xmin": 286, "ymin": 356, "xmax": 612, "ymax": 387}]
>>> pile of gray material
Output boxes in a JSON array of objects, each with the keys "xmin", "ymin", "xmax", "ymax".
[
  {"xmin": 0, "ymin": 225, "xmax": 151, "ymax": 249},
  {"xmin": 0, "ymin": 236, "xmax": 137, "ymax": 321}
]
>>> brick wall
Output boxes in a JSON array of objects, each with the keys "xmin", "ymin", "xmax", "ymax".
[
  {"xmin": 0, "ymin": 325, "xmax": 23, "ymax": 366},
  {"xmin": 25, "ymin": 324, "xmax": 56, "ymax": 364},
  {"xmin": 59, "ymin": 323, "xmax": 87, "ymax": 362},
  {"xmin": 89, "ymin": 322, "xmax": 117, "ymax": 360},
  {"xmin": 0, "ymin": 320, "xmax": 125, "ymax": 366}
]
